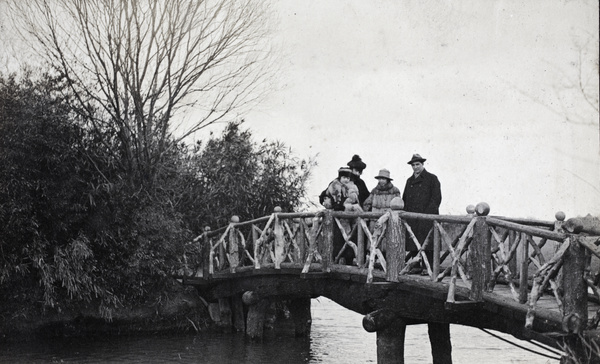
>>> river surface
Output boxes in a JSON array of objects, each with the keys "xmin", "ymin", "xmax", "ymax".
[{"xmin": 0, "ymin": 298, "xmax": 561, "ymax": 363}]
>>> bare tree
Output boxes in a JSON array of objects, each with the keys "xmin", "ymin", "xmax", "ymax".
[
  {"xmin": 551, "ymin": 31, "xmax": 599, "ymax": 128},
  {"xmin": 508, "ymin": 21, "xmax": 599, "ymax": 150},
  {"xmin": 8, "ymin": 0, "xmax": 275, "ymax": 183}
]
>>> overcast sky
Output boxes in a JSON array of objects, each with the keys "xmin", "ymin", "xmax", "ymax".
[
  {"xmin": 1, "ymin": 0, "xmax": 597, "ymax": 220},
  {"xmin": 239, "ymin": 0, "xmax": 599, "ymax": 219}
]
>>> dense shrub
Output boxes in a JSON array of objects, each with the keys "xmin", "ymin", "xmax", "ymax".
[
  {"xmin": 0, "ymin": 72, "xmax": 102, "ymax": 316},
  {"xmin": 179, "ymin": 121, "xmax": 315, "ymax": 232},
  {"xmin": 0, "ymin": 74, "xmax": 314, "ymax": 328}
]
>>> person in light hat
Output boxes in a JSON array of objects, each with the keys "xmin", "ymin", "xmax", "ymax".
[
  {"xmin": 363, "ymin": 169, "xmax": 401, "ymax": 213},
  {"xmin": 402, "ymin": 153, "xmax": 442, "ymax": 274}
]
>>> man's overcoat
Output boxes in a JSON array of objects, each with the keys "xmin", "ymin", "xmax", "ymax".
[{"xmin": 402, "ymin": 169, "xmax": 442, "ymax": 251}]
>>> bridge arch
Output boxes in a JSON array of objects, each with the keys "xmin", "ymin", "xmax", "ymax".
[{"xmin": 180, "ymin": 204, "xmax": 600, "ymax": 363}]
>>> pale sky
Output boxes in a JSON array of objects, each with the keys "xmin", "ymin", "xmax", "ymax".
[
  {"xmin": 241, "ymin": 0, "xmax": 599, "ymax": 219},
  {"xmin": 1, "ymin": 0, "xmax": 598, "ymax": 220}
]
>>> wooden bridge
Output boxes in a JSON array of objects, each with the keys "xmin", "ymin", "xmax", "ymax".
[{"xmin": 179, "ymin": 203, "xmax": 600, "ymax": 363}]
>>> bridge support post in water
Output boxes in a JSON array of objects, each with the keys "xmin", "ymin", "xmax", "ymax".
[
  {"xmin": 364, "ymin": 309, "xmax": 454, "ymax": 364},
  {"xmin": 207, "ymin": 298, "xmax": 234, "ymax": 331},
  {"xmin": 288, "ymin": 297, "xmax": 312, "ymax": 337},
  {"xmin": 231, "ymin": 294, "xmax": 245, "ymax": 332},
  {"xmin": 243, "ymin": 291, "xmax": 269, "ymax": 340},
  {"xmin": 363, "ymin": 309, "xmax": 407, "ymax": 364},
  {"xmin": 428, "ymin": 322, "xmax": 452, "ymax": 364}
]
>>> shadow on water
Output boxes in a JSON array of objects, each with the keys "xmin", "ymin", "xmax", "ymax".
[{"xmin": 0, "ymin": 298, "xmax": 558, "ymax": 363}]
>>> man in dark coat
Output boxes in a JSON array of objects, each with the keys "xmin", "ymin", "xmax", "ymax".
[
  {"xmin": 347, "ymin": 154, "xmax": 370, "ymax": 207},
  {"xmin": 402, "ymin": 154, "xmax": 442, "ymax": 272}
]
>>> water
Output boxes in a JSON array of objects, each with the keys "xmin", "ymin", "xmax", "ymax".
[{"xmin": 0, "ymin": 298, "xmax": 560, "ymax": 363}]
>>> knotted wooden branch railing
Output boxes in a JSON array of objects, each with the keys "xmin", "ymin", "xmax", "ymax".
[{"xmin": 184, "ymin": 204, "xmax": 600, "ymax": 333}]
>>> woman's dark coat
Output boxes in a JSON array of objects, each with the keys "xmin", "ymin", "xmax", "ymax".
[{"xmin": 351, "ymin": 174, "xmax": 370, "ymax": 207}]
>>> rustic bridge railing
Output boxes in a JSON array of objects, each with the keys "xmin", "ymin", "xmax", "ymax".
[{"xmin": 183, "ymin": 203, "xmax": 600, "ymax": 337}]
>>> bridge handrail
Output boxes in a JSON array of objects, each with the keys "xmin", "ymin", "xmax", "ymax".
[
  {"xmin": 486, "ymin": 217, "xmax": 566, "ymax": 242},
  {"xmin": 488, "ymin": 215, "xmax": 557, "ymax": 229},
  {"xmin": 183, "ymin": 204, "xmax": 600, "ymax": 336}
]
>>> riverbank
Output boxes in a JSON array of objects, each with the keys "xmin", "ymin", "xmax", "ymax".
[{"xmin": 0, "ymin": 283, "xmax": 211, "ymax": 342}]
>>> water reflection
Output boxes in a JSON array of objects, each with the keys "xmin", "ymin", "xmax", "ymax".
[{"xmin": 0, "ymin": 298, "xmax": 558, "ymax": 363}]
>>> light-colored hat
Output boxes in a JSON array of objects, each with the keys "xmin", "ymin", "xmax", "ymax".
[
  {"xmin": 407, "ymin": 154, "xmax": 426, "ymax": 165},
  {"xmin": 374, "ymin": 169, "xmax": 392, "ymax": 180}
]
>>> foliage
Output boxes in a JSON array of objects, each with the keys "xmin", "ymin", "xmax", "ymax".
[
  {"xmin": 180, "ymin": 121, "xmax": 315, "ymax": 231},
  {"xmin": 0, "ymin": 71, "xmax": 186, "ymax": 321},
  {"xmin": 0, "ymin": 71, "xmax": 103, "ymax": 314},
  {"xmin": 0, "ymin": 74, "xmax": 313, "ymax": 328}
]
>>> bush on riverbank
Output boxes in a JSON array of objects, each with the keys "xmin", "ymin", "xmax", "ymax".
[{"xmin": 0, "ymin": 71, "xmax": 314, "ymax": 338}]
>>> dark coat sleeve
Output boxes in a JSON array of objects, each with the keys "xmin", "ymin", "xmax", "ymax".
[
  {"xmin": 425, "ymin": 173, "xmax": 442, "ymax": 214},
  {"xmin": 356, "ymin": 178, "xmax": 370, "ymax": 206}
]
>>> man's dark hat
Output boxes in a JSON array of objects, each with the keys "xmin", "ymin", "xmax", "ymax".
[
  {"xmin": 407, "ymin": 154, "xmax": 426, "ymax": 165},
  {"xmin": 347, "ymin": 155, "xmax": 366, "ymax": 171}
]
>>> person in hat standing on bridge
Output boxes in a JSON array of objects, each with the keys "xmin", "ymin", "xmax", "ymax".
[
  {"xmin": 347, "ymin": 155, "xmax": 370, "ymax": 208},
  {"xmin": 319, "ymin": 166, "xmax": 362, "ymax": 265},
  {"xmin": 319, "ymin": 167, "xmax": 362, "ymax": 212},
  {"xmin": 402, "ymin": 154, "xmax": 442, "ymax": 274},
  {"xmin": 363, "ymin": 169, "xmax": 401, "ymax": 214},
  {"xmin": 364, "ymin": 168, "xmax": 402, "ymax": 262}
]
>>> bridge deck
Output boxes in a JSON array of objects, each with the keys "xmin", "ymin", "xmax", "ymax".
[
  {"xmin": 438, "ymin": 274, "xmax": 600, "ymax": 319},
  {"xmin": 183, "ymin": 261, "xmax": 600, "ymax": 350}
]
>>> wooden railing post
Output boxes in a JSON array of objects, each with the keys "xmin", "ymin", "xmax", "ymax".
[
  {"xmin": 228, "ymin": 216, "xmax": 240, "ymax": 273},
  {"xmin": 562, "ymin": 236, "xmax": 588, "ymax": 333},
  {"xmin": 320, "ymin": 210, "xmax": 334, "ymax": 272},
  {"xmin": 554, "ymin": 211, "xmax": 565, "ymax": 233},
  {"xmin": 297, "ymin": 218, "xmax": 307, "ymax": 263},
  {"xmin": 219, "ymin": 228, "xmax": 227, "ymax": 271},
  {"xmin": 273, "ymin": 214, "xmax": 285, "ymax": 269},
  {"xmin": 433, "ymin": 220, "xmax": 441, "ymax": 281},
  {"xmin": 252, "ymin": 224, "xmax": 261, "ymax": 269},
  {"xmin": 508, "ymin": 230, "xmax": 517, "ymax": 280},
  {"xmin": 202, "ymin": 227, "xmax": 211, "ymax": 279},
  {"xmin": 385, "ymin": 211, "xmax": 404, "ymax": 282},
  {"xmin": 560, "ymin": 236, "xmax": 589, "ymax": 363},
  {"xmin": 470, "ymin": 202, "xmax": 492, "ymax": 301},
  {"xmin": 357, "ymin": 218, "xmax": 365, "ymax": 268},
  {"xmin": 519, "ymin": 232, "xmax": 529, "ymax": 304}
]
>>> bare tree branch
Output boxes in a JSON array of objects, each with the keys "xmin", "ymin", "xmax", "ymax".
[{"xmin": 8, "ymin": 0, "xmax": 276, "ymax": 183}]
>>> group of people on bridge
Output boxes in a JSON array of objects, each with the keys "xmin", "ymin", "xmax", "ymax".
[{"xmin": 319, "ymin": 153, "xmax": 442, "ymax": 274}]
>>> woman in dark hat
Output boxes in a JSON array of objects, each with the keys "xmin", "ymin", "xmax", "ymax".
[
  {"xmin": 319, "ymin": 166, "xmax": 363, "ymax": 265},
  {"xmin": 319, "ymin": 167, "xmax": 361, "ymax": 211},
  {"xmin": 347, "ymin": 155, "xmax": 370, "ymax": 207}
]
